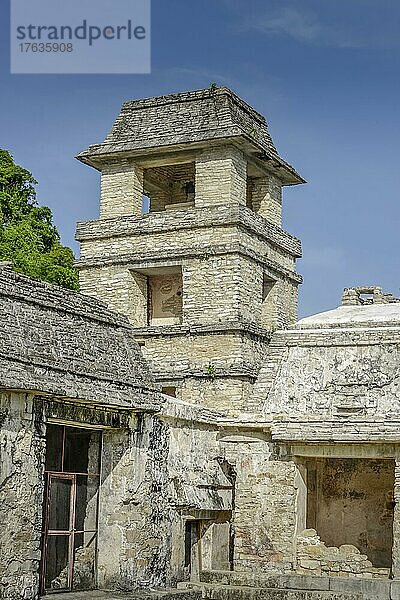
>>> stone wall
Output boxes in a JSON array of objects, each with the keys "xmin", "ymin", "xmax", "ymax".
[
  {"xmin": 0, "ymin": 393, "xmax": 45, "ymax": 600},
  {"xmin": 97, "ymin": 415, "xmax": 173, "ymax": 589},
  {"xmin": 76, "ymin": 204, "xmax": 301, "ymax": 267},
  {"xmin": 97, "ymin": 402, "xmax": 233, "ymax": 589},
  {"xmin": 248, "ymin": 174, "xmax": 282, "ymax": 226},
  {"xmin": 296, "ymin": 529, "xmax": 389, "ymax": 579},
  {"xmin": 219, "ymin": 434, "xmax": 299, "ymax": 573},
  {"xmin": 254, "ymin": 325, "xmax": 400, "ymax": 428}
]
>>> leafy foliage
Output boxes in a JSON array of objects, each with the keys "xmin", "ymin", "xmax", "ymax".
[{"xmin": 0, "ymin": 150, "xmax": 79, "ymax": 290}]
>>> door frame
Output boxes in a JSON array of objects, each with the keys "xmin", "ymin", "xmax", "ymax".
[{"xmin": 40, "ymin": 425, "xmax": 102, "ymax": 595}]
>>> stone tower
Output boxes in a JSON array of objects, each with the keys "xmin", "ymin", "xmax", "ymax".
[{"xmin": 75, "ymin": 87, "xmax": 304, "ymax": 415}]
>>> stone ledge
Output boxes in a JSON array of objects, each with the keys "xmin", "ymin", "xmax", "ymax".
[
  {"xmin": 194, "ymin": 570, "xmax": 398, "ymax": 599},
  {"xmin": 75, "ymin": 204, "xmax": 302, "ymax": 258},
  {"xmin": 76, "ymin": 243, "xmax": 302, "ymax": 285},
  {"xmin": 180, "ymin": 581, "xmax": 362, "ymax": 599},
  {"xmin": 131, "ymin": 321, "xmax": 272, "ymax": 339}
]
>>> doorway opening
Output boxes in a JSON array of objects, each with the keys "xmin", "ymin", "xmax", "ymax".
[
  {"xmin": 298, "ymin": 457, "xmax": 395, "ymax": 568},
  {"xmin": 40, "ymin": 424, "xmax": 102, "ymax": 594},
  {"xmin": 184, "ymin": 516, "xmax": 232, "ymax": 580}
]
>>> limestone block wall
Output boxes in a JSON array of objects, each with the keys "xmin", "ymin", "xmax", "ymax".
[
  {"xmin": 0, "ymin": 393, "xmax": 45, "ymax": 600},
  {"xmin": 248, "ymin": 174, "xmax": 282, "ymax": 226},
  {"xmin": 195, "ymin": 145, "xmax": 247, "ymax": 208},
  {"xmin": 183, "ymin": 255, "xmax": 263, "ymax": 326},
  {"xmin": 182, "ymin": 377, "xmax": 256, "ymax": 416},
  {"xmin": 220, "ymin": 435, "xmax": 299, "ymax": 573},
  {"xmin": 100, "ymin": 159, "xmax": 143, "ymax": 219},
  {"xmin": 262, "ymin": 277, "xmax": 298, "ymax": 330},
  {"xmin": 78, "ymin": 264, "xmax": 149, "ymax": 327},
  {"xmin": 78, "ymin": 253, "xmax": 297, "ymax": 333},
  {"xmin": 135, "ymin": 328, "xmax": 269, "ymax": 414},
  {"xmin": 139, "ymin": 330, "xmax": 267, "ymax": 377},
  {"xmin": 77, "ymin": 210, "xmax": 299, "ymax": 276},
  {"xmin": 76, "ymin": 203, "xmax": 301, "ymax": 338}
]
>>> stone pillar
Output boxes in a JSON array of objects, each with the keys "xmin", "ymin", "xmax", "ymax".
[
  {"xmin": 195, "ymin": 145, "xmax": 247, "ymax": 208},
  {"xmin": 250, "ymin": 174, "xmax": 282, "ymax": 226},
  {"xmin": 392, "ymin": 460, "xmax": 400, "ymax": 578},
  {"xmin": 220, "ymin": 434, "xmax": 297, "ymax": 573},
  {"xmin": 100, "ymin": 159, "xmax": 143, "ymax": 219}
]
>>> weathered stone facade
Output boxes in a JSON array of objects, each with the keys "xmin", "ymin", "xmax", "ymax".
[
  {"xmin": 2, "ymin": 88, "xmax": 399, "ymax": 600},
  {"xmin": 75, "ymin": 88, "xmax": 302, "ymax": 418}
]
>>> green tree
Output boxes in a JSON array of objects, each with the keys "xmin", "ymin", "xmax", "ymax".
[{"xmin": 0, "ymin": 149, "xmax": 79, "ymax": 290}]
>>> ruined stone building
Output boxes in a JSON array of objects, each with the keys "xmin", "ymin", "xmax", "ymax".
[{"xmin": 2, "ymin": 87, "xmax": 400, "ymax": 600}]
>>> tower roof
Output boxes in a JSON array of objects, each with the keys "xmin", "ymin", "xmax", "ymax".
[{"xmin": 76, "ymin": 87, "xmax": 304, "ymax": 185}]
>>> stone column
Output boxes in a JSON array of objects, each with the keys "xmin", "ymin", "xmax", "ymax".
[
  {"xmin": 100, "ymin": 159, "xmax": 143, "ymax": 219},
  {"xmin": 392, "ymin": 460, "xmax": 400, "ymax": 578},
  {"xmin": 220, "ymin": 434, "xmax": 297, "ymax": 573},
  {"xmin": 250, "ymin": 175, "xmax": 282, "ymax": 226},
  {"xmin": 195, "ymin": 145, "xmax": 247, "ymax": 208}
]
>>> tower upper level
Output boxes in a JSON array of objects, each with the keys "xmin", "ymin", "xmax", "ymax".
[
  {"xmin": 76, "ymin": 87, "xmax": 304, "ymax": 333},
  {"xmin": 77, "ymin": 86, "xmax": 304, "ymax": 184},
  {"xmin": 76, "ymin": 87, "xmax": 304, "ymax": 225}
]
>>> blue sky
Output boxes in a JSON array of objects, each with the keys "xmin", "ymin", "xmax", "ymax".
[{"xmin": 1, "ymin": 0, "xmax": 399, "ymax": 317}]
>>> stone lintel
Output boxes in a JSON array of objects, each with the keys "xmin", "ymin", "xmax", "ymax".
[
  {"xmin": 271, "ymin": 422, "xmax": 400, "ymax": 445},
  {"xmin": 290, "ymin": 442, "xmax": 400, "ymax": 459},
  {"xmin": 39, "ymin": 396, "xmax": 140, "ymax": 429}
]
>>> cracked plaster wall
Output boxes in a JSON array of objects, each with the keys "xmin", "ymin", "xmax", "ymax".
[{"xmin": 0, "ymin": 393, "xmax": 45, "ymax": 600}]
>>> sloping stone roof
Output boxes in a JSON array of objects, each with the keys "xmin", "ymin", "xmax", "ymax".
[
  {"xmin": 297, "ymin": 303, "xmax": 400, "ymax": 329},
  {"xmin": 76, "ymin": 87, "xmax": 304, "ymax": 184},
  {"xmin": 251, "ymin": 289, "xmax": 400, "ymax": 441},
  {"xmin": 0, "ymin": 268, "xmax": 159, "ymax": 409}
]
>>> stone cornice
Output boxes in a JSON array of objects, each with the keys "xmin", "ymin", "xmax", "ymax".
[
  {"xmin": 75, "ymin": 243, "xmax": 302, "ymax": 284},
  {"xmin": 131, "ymin": 321, "xmax": 273, "ymax": 340},
  {"xmin": 75, "ymin": 204, "xmax": 302, "ymax": 258},
  {"xmin": 271, "ymin": 327, "xmax": 400, "ymax": 347}
]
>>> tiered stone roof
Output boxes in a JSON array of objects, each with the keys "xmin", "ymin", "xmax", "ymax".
[{"xmin": 76, "ymin": 87, "xmax": 304, "ymax": 185}]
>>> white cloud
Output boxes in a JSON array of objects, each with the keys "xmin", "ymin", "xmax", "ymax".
[{"xmin": 239, "ymin": 5, "xmax": 398, "ymax": 49}]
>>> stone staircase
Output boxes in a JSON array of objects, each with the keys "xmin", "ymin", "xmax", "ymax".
[{"xmin": 177, "ymin": 570, "xmax": 400, "ymax": 600}]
